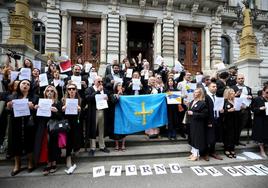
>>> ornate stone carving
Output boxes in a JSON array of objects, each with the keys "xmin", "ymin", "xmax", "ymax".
[
  {"xmin": 236, "ymin": 29, "xmax": 242, "ymax": 44},
  {"xmin": 191, "ymin": 3, "xmax": 199, "ymax": 17},
  {"xmin": 152, "ymin": 0, "xmax": 158, "ymax": 7},
  {"xmin": 180, "ymin": 4, "xmax": 186, "ymax": 10},
  {"xmin": 263, "ymin": 33, "xmax": 268, "ymax": 47},
  {"xmin": 166, "ymin": 0, "xmax": 173, "ymax": 11}
]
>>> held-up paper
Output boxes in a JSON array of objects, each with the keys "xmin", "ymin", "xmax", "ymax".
[
  {"xmin": 37, "ymin": 99, "xmax": 52, "ymax": 117},
  {"xmin": 95, "ymin": 94, "xmax": 108, "ymax": 110},
  {"xmin": 71, "ymin": 76, "xmax": 82, "ymax": 90},
  {"xmin": 10, "ymin": 71, "xmax": 20, "ymax": 82},
  {"xmin": 39, "ymin": 73, "xmax": 49, "ymax": 87},
  {"xmin": 19, "ymin": 68, "xmax": 31, "ymax": 80},
  {"xmin": 132, "ymin": 79, "xmax": 141, "ymax": 91},
  {"xmin": 113, "ymin": 76, "xmax": 123, "ymax": 84},
  {"xmin": 126, "ymin": 69, "xmax": 133, "ymax": 78},
  {"xmin": 166, "ymin": 91, "xmax": 182, "ymax": 104},
  {"xmin": 12, "ymin": 99, "xmax": 30, "ymax": 117},
  {"xmin": 234, "ymin": 97, "xmax": 243, "ymax": 111},
  {"xmin": 33, "ymin": 60, "xmax": 41, "ymax": 70},
  {"xmin": 265, "ymin": 102, "xmax": 268, "ymax": 116},
  {"xmin": 214, "ymin": 97, "xmax": 224, "ymax": 111},
  {"xmin": 84, "ymin": 63, "xmax": 92, "ymax": 73},
  {"xmin": 65, "ymin": 98, "xmax": 78, "ymax": 115},
  {"xmin": 240, "ymin": 94, "xmax": 251, "ymax": 107}
]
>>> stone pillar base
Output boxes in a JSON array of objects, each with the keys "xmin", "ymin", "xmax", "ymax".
[{"xmin": 235, "ymin": 58, "xmax": 263, "ymax": 94}]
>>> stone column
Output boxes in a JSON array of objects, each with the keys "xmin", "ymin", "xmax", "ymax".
[
  {"xmin": 204, "ymin": 25, "xmax": 211, "ymax": 70},
  {"xmin": 60, "ymin": 10, "xmax": 68, "ymax": 56},
  {"xmin": 120, "ymin": 15, "xmax": 127, "ymax": 62},
  {"xmin": 173, "ymin": 20, "xmax": 179, "ymax": 62},
  {"xmin": 100, "ymin": 14, "xmax": 107, "ymax": 64},
  {"xmin": 155, "ymin": 19, "xmax": 162, "ymax": 56},
  {"xmin": 210, "ymin": 16, "xmax": 222, "ymax": 68},
  {"xmin": 162, "ymin": 18, "xmax": 174, "ymax": 67}
]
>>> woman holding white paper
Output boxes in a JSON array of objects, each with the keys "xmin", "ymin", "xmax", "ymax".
[
  {"xmin": 48, "ymin": 69, "xmax": 64, "ymax": 100},
  {"xmin": 6, "ymin": 79, "xmax": 38, "ymax": 176},
  {"xmin": 62, "ymin": 83, "xmax": 82, "ymax": 174},
  {"xmin": 252, "ymin": 85, "xmax": 268, "ymax": 158},
  {"xmin": 34, "ymin": 85, "xmax": 62, "ymax": 175},
  {"xmin": 222, "ymin": 88, "xmax": 239, "ymax": 158},
  {"xmin": 187, "ymin": 88, "xmax": 208, "ymax": 161}
]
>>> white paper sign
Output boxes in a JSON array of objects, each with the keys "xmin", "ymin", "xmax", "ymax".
[
  {"xmin": 71, "ymin": 76, "xmax": 82, "ymax": 90},
  {"xmin": 90, "ymin": 72, "xmax": 98, "ymax": 81},
  {"xmin": 33, "ymin": 60, "xmax": 41, "ymax": 70},
  {"xmin": 12, "ymin": 99, "xmax": 30, "ymax": 117},
  {"xmin": 245, "ymin": 166, "xmax": 267, "ymax": 176},
  {"xmin": 19, "ymin": 68, "xmax": 31, "ymax": 80},
  {"xmin": 254, "ymin": 164, "xmax": 268, "ymax": 175},
  {"xmin": 195, "ymin": 75, "xmax": 203, "ymax": 83},
  {"xmin": 222, "ymin": 167, "xmax": 243, "ymax": 177},
  {"xmin": 204, "ymin": 166, "xmax": 223, "ymax": 177},
  {"xmin": 233, "ymin": 166, "xmax": 254, "ymax": 176},
  {"xmin": 144, "ymin": 72, "xmax": 149, "ymax": 80},
  {"xmin": 93, "ymin": 166, "xmax": 105, "ymax": 178},
  {"xmin": 153, "ymin": 164, "xmax": 167, "ymax": 175},
  {"xmin": 240, "ymin": 94, "xmax": 251, "ymax": 107},
  {"xmin": 65, "ymin": 98, "xmax": 78, "ymax": 115},
  {"xmin": 174, "ymin": 61, "xmax": 183, "ymax": 73},
  {"xmin": 37, "ymin": 99, "xmax": 52, "ymax": 117},
  {"xmin": 10, "ymin": 71, "xmax": 20, "ymax": 82},
  {"xmin": 126, "ymin": 69, "xmax": 133, "ymax": 78},
  {"xmin": 0, "ymin": 74, "xmax": 3, "ymax": 81},
  {"xmin": 39, "ymin": 73, "xmax": 49, "ymax": 87},
  {"xmin": 109, "ymin": 166, "xmax": 122, "ymax": 176},
  {"xmin": 265, "ymin": 102, "xmax": 268, "ymax": 116},
  {"xmin": 88, "ymin": 78, "xmax": 94, "ymax": 87},
  {"xmin": 234, "ymin": 97, "xmax": 243, "ymax": 111},
  {"xmin": 154, "ymin": 55, "xmax": 163, "ymax": 65},
  {"xmin": 169, "ymin": 163, "xmax": 182, "ymax": 174},
  {"xmin": 85, "ymin": 63, "xmax": 92, "ymax": 73},
  {"xmin": 191, "ymin": 166, "xmax": 208, "ymax": 176},
  {"xmin": 95, "ymin": 94, "xmax": 108, "ymax": 110},
  {"xmin": 139, "ymin": 165, "xmax": 153, "ymax": 176},
  {"xmin": 132, "ymin": 79, "xmax": 141, "ymax": 91},
  {"xmin": 44, "ymin": 67, "xmax": 48, "ymax": 73},
  {"xmin": 113, "ymin": 76, "xmax": 123, "ymax": 84},
  {"xmin": 125, "ymin": 165, "xmax": 137, "ymax": 176},
  {"xmin": 214, "ymin": 97, "xmax": 224, "ymax": 111},
  {"xmin": 166, "ymin": 91, "xmax": 182, "ymax": 104}
]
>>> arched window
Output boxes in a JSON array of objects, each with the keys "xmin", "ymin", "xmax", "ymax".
[
  {"xmin": 221, "ymin": 36, "xmax": 231, "ymax": 65},
  {"xmin": 32, "ymin": 21, "xmax": 45, "ymax": 54}
]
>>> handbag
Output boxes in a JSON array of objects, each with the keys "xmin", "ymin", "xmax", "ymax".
[
  {"xmin": 47, "ymin": 119, "xmax": 70, "ymax": 133},
  {"xmin": 58, "ymin": 132, "xmax": 67, "ymax": 148}
]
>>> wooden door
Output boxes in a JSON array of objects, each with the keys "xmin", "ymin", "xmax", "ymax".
[
  {"xmin": 71, "ymin": 17, "xmax": 101, "ymax": 69},
  {"xmin": 178, "ymin": 27, "xmax": 202, "ymax": 74}
]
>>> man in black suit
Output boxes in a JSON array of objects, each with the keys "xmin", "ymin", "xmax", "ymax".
[
  {"xmin": 104, "ymin": 63, "xmax": 124, "ymax": 94},
  {"xmin": 204, "ymin": 82, "xmax": 223, "ymax": 161},
  {"xmin": 231, "ymin": 73, "xmax": 253, "ymax": 146},
  {"xmin": 197, "ymin": 75, "xmax": 211, "ymax": 95}
]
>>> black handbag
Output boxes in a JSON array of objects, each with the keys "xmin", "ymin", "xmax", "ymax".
[{"xmin": 47, "ymin": 119, "xmax": 70, "ymax": 133}]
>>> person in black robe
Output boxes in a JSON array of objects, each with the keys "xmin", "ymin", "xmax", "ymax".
[
  {"xmin": 187, "ymin": 88, "xmax": 208, "ymax": 161},
  {"xmin": 251, "ymin": 85, "xmax": 268, "ymax": 158},
  {"xmin": 33, "ymin": 85, "xmax": 62, "ymax": 175},
  {"xmin": 85, "ymin": 76, "xmax": 110, "ymax": 156},
  {"xmin": 6, "ymin": 79, "xmax": 38, "ymax": 176},
  {"xmin": 164, "ymin": 78, "xmax": 179, "ymax": 140},
  {"xmin": 222, "ymin": 88, "xmax": 239, "ymax": 158}
]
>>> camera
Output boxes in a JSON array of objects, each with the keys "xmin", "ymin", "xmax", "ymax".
[{"xmin": 6, "ymin": 49, "xmax": 21, "ymax": 60}]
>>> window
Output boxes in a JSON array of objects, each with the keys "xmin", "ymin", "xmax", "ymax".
[
  {"xmin": 32, "ymin": 21, "xmax": 45, "ymax": 54},
  {"xmin": 221, "ymin": 36, "xmax": 231, "ymax": 65}
]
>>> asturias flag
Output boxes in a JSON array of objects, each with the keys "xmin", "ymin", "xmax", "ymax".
[{"xmin": 114, "ymin": 93, "xmax": 168, "ymax": 134}]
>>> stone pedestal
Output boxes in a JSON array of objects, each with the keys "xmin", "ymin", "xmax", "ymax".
[{"xmin": 236, "ymin": 58, "xmax": 263, "ymax": 94}]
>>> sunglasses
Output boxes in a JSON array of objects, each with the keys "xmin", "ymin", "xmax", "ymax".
[
  {"xmin": 46, "ymin": 90, "xmax": 54, "ymax": 92},
  {"xmin": 98, "ymin": 81, "xmax": 103, "ymax": 83},
  {"xmin": 68, "ymin": 88, "xmax": 76, "ymax": 91}
]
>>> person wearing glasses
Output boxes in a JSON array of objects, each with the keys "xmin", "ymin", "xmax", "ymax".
[
  {"xmin": 34, "ymin": 85, "xmax": 62, "ymax": 175},
  {"xmin": 85, "ymin": 76, "xmax": 110, "ymax": 156},
  {"xmin": 231, "ymin": 73, "xmax": 252, "ymax": 146},
  {"xmin": 6, "ymin": 79, "xmax": 38, "ymax": 176},
  {"xmin": 62, "ymin": 83, "xmax": 82, "ymax": 174},
  {"xmin": 251, "ymin": 85, "xmax": 268, "ymax": 158}
]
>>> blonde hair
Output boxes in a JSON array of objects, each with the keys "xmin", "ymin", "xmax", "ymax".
[
  {"xmin": 194, "ymin": 88, "xmax": 205, "ymax": 101},
  {"xmin": 43, "ymin": 85, "xmax": 58, "ymax": 101},
  {"xmin": 223, "ymin": 88, "xmax": 235, "ymax": 100},
  {"xmin": 63, "ymin": 83, "xmax": 81, "ymax": 105}
]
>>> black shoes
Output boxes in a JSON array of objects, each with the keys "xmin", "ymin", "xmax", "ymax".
[
  {"xmin": 100, "ymin": 148, "xmax": 110, "ymax": 153},
  {"xmin": 88, "ymin": 149, "xmax": 95, "ymax": 156}
]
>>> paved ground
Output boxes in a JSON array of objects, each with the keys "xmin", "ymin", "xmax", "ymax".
[{"xmin": 0, "ymin": 154, "xmax": 268, "ymax": 188}]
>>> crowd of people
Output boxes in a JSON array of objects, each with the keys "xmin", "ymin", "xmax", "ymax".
[{"xmin": 0, "ymin": 54, "xmax": 267, "ymax": 177}]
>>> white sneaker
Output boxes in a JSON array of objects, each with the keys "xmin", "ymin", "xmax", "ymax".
[{"xmin": 64, "ymin": 164, "xmax": 77, "ymax": 175}]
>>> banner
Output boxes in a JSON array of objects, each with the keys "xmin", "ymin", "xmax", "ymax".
[{"xmin": 114, "ymin": 94, "xmax": 168, "ymax": 134}]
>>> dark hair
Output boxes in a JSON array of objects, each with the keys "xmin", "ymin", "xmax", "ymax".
[
  {"xmin": 263, "ymin": 85, "xmax": 268, "ymax": 92},
  {"xmin": 202, "ymin": 75, "xmax": 210, "ymax": 82},
  {"xmin": 23, "ymin": 59, "xmax": 33, "ymax": 70},
  {"xmin": 219, "ymin": 72, "xmax": 229, "ymax": 79},
  {"xmin": 16, "ymin": 79, "xmax": 32, "ymax": 97},
  {"xmin": 113, "ymin": 82, "xmax": 122, "ymax": 93}
]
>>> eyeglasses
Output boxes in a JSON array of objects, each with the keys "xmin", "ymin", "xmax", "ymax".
[{"xmin": 68, "ymin": 88, "xmax": 76, "ymax": 91}]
